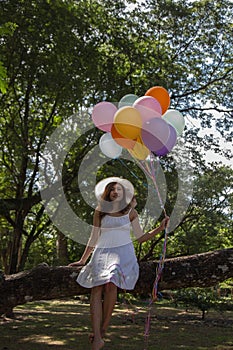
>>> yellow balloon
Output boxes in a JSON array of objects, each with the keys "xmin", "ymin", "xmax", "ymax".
[
  {"xmin": 114, "ymin": 106, "xmax": 142, "ymax": 140},
  {"xmin": 129, "ymin": 135, "xmax": 150, "ymax": 160}
]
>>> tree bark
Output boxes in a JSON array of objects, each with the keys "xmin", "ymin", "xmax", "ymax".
[
  {"xmin": 56, "ymin": 231, "xmax": 69, "ymax": 265},
  {"xmin": 0, "ymin": 248, "xmax": 233, "ymax": 316}
]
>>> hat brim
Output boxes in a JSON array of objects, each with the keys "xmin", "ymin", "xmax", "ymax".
[{"xmin": 95, "ymin": 177, "xmax": 134, "ymax": 203}]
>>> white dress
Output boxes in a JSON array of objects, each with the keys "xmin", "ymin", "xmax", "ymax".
[{"xmin": 77, "ymin": 212, "xmax": 139, "ymax": 290}]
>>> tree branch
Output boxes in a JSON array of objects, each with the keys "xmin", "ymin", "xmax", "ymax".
[{"xmin": 1, "ymin": 248, "xmax": 232, "ymax": 316}]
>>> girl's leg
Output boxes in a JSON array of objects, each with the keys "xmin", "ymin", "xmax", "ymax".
[
  {"xmin": 101, "ymin": 282, "xmax": 118, "ymax": 336},
  {"xmin": 90, "ymin": 286, "xmax": 105, "ymax": 350}
]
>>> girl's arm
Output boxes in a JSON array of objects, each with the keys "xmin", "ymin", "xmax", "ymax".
[
  {"xmin": 130, "ymin": 209, "xmax": 169, "ymax": 244},
  {"xmin": 69, "ymin": 209, "xmax": 101, "ymax": 266}
]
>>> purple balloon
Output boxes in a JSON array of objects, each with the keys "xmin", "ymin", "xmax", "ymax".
[
  {"xmin": 155, "ymin": 125, "xmax": 177, "ymax": 156},
  {"xmin": 141, "ymin": 118, "xmax": 170, "ymax": 152}
]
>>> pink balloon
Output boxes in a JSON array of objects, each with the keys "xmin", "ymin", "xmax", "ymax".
[
  {"xmin": 141, "ymin": 118, "xmax": 170, "ymax": 152},
  {"xmin": 154, "ymin": 124, "xmax": 177, "ymax": 156},
  {"xmin": 133, "ymin": 96, "xmax": 162, "ymax": 123},
  {"xmin": 92, "ymin": 102, "xmax": 117, "ymax": 132}
]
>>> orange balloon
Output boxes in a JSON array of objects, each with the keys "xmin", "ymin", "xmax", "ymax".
[
  {"xmin": 145, "ymin": 86, "xmax": 170, "ymax": 114},
  {"xmin": 114, "ymin": 106, "xmax": 142, "ymax": 140},
  {"xmin": 111, "ymin": 124, "xmax": 136, "ymax": 150}
]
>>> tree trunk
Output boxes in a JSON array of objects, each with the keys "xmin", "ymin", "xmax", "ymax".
[
  {"xmin": 56, "ymin": 230, "xmax": 69, "ymax": 265},
  {"xmin": 9, "ymin": 226, "xmax": 22, "ymax": 274},
  {"xmin": 0, "ymin": 248, "xmax": 233, "ymax": 316}
]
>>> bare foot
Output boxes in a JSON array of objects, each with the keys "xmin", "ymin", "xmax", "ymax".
[
  {"xmin": 89, "ymin": 329, "xmax": 105, "ymax": 343},
  {"xmin": 91, "ymin": 338, "xmax": 104, "ymax": 350}
]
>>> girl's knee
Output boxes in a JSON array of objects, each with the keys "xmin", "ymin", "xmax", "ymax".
[
  {"xmin": 91, "ymin": 285, "xmax": 103, "ymax": 296},
  {"xmin": 104, "ymin": 282, "xmax": 117, "ymax": 293}
]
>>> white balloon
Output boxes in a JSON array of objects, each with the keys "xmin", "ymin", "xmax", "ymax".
[{"xmin": 99, "ymin": 133, "xmax": 122, "ymax": 159}]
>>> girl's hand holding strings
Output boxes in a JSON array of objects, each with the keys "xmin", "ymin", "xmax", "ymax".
[{"xmin": 160, "ymin": 216, "xmax": 170, "ymax": 230}]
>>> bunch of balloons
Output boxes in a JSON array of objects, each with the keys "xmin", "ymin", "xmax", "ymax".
[{"xmin": 92, "ymin": 86, "xmax": 185, "ymax": 160}]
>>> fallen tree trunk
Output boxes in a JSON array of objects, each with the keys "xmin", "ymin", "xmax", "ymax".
[{"xmin": 0, "ymin": 248, "xmax": 233, "ymax": 316}]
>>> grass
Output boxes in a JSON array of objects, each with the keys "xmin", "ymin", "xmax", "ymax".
[{"xmin": 0, "ymin": 297, "xmax": 233, "ymax": 350}]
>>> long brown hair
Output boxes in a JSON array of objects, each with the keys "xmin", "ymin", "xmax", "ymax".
[{"xmin": 97, "ymin": 181, "xmax": 131, "ymax": 219}]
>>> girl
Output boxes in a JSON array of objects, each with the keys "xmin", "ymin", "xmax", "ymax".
[{"xmin": 69, "ymin": 177, "xmax": 169, "ymax": 350}]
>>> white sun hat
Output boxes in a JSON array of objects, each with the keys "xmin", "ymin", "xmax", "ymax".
[{"xmin": 94, "ymin": 176, "xmax": 134, "ymax": 203}]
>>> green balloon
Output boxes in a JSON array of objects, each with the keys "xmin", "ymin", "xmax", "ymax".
[
  {"xmin": 118, "ymin": 94, "xmax": 139, "ymax": 109},
  {"xmin": 163, "ymin": 109, "xmax": 185, "ymax": 136}
]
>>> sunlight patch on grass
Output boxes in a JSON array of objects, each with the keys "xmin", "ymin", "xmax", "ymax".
[{"xmin": 20, "ymin": 334, "xmax": 65, "ymax": 345}]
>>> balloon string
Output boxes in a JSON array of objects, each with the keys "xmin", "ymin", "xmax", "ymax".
[
  {"xmin": 117, "ymin": 158, "xmax": 150, "ymax": 184},
  {"xmin": 143, "ymin": 225, "xmax": 168, "ymax": 350},
  {"xmin": 148, "ymin": 153, "xmax": 167, "ymax": 217},
  {"xmin": 144, "ymin": 306, "xmax": 151, "ymax": 349},
  {"xmin": 117, "ymin": 157, "xmax": 153, "ymax": 190},
  {"xmin": 151, "ymin": 226, "xmax": 168, "ymax": 301},
  {"xmin": 119, "ymin": 153, "xmax": 167, "ymax": 217},
  {"xmin": 118, "ymin": 153, "xmax": 168, "ymax": 350},
  {"xmin": 130, "ymin": 155, "xmax": 153, "ymax": 179},
  {"xmin": 137, "ymin": 154, "xmax": 168, "ymax": 347}
]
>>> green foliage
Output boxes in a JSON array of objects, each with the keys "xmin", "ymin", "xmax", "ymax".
[
  {"xmin": 168, "ymin": 164, "xmax": 233, "ymax": 257},
  {"xmin": 0, "ymin": 0, "xmax": 232, "ymax": 273},
  {"xmin": 0, "ymin": 21, "xmax": 17, "ymax": 93},
  {"xmin": 0, "ymin": 61, "xmax": 8, "ymax": 94},
  {"xmin": 23, "ymin": 229, "xmax": 57, "ymax": 269},
  {"xmin": 174, "ymin": 285, "xmax": 233, "ymax": 320}
]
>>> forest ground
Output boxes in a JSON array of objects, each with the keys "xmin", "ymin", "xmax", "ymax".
[{"xmin": 0, "ymin": 297, "xmax": 233, "ymax": 350}]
